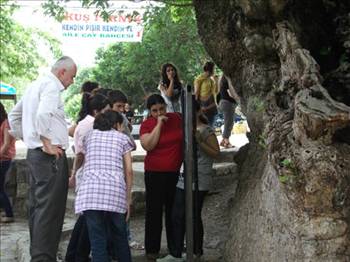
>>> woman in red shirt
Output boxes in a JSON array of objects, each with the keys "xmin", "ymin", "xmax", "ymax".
[
  {"xmin": 140, "ymin": 94, "xmax": 183, "ymax": 260},
  {"xmin": 0, "ymin": 102, "xmax": 16, "ymax": 223}
]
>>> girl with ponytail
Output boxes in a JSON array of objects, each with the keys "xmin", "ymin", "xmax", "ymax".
[{"xmin": 65, "ymin": 92, "xmax": 110, "ymax": 262}]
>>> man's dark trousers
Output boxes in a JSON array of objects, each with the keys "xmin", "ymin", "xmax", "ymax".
[{"xmin": 27, "ymin": 149, "xmax": 68, "ymax": 262}]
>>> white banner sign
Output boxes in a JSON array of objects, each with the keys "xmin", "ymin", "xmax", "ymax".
[{"xmin": 61, "ymin": 10, "xmax": 144, "ymax": 42}]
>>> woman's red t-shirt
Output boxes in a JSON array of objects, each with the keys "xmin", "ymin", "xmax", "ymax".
[{"xmin": 140, "ymin": 113, "xmax": 183, "ymax": 172}]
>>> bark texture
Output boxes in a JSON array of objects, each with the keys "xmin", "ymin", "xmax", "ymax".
[{"xmin": 193, "ymin": 0, "xmax": 350, "ymax": 261}]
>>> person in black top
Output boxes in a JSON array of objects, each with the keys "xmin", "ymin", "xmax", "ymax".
[{"xmin": 218, "ymin": 75, "xmax": 237, "ymax": 148}]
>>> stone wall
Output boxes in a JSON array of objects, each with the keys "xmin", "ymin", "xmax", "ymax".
[{"xmin": 4, "ymin": 157, "xmax": 74, "ymax": 218}]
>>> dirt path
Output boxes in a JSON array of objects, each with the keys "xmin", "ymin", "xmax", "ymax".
[{"xmin": 126, "ymin": 181, "xmax": 237, "ymax": 262}]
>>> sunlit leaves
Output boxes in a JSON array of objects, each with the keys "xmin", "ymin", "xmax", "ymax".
[
  {"xmin": 90, "ymin": 3, "xmax": 209, "ymax": 111},
  {"xmin": 41, "ymin": 0, "xmax": 66, "ymax": 21},
  {"xmin": 0, "ymin": 0, "xmax": 62, "ymax": 82}
]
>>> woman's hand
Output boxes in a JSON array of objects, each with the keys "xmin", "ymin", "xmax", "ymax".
[
  {"xmin": 159, "ymin": 83, "xmax": 166, "ymax": 91},
  {"xmin": 157, "ymin": 115, "xmax": 168, "ymax": 126},
  {"xmin": 68, "ymin": 173, "xmax": 76, "ymax": 188}
]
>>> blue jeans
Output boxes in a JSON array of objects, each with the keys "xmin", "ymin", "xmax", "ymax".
[
  {"xmin": 108, "ymin": 222, "xmax": 131, "ymax": 259},
  {"xmin": 0, "ymin": 160, "xmax": 14, "ymax": 217},
  {"xmin": 84, "ymin": 210, "xmax": 131, "ymax": 262}
]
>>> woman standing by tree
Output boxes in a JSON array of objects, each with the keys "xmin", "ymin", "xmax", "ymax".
[
  {"xmin": 194, "ymin": 61, "xmax": 219, "ymax": 127},
  {"xmin": 0, "ymin": 102, "xmax": 16, "ymax": 223},
  {"xmin": 140, "ymin": 94, "xmax": 183, "ymax": 260},
  {"xmin": 157, "ymin": 101, "xmax": 220, "ymax": 262},
  {"xmin": 158, "ymin": 63, "xmax": 183, "ymax": 113},
  {"xmin": 218, "ymin": 75, "xmax": 238, "ymax": 148}
]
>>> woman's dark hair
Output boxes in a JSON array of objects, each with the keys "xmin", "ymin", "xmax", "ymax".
[
  {"xmin": 203, "ymin": 61, "xmax": 215, "ymax": 74},
  {"xmin": 194, "ymin": 99, "xmax": 209, "ymax": 125},
  {"xmin": 160, "ymin": 63, "xmax": 182, "ymax": 90},
  {"xmin": 0, "ymin": 102, "xmax": 8, "ymax": 125},
  {"xmin": 91, "ymin": 87, "xmax": 111, "ymax": 97},
  {"xmin": 93, "ymin": 110, "xmax": 123, "ymax": 131},
  {"xmin": 81, "ymin": 81, "xmax": 99, "ymax": 93},
  {"xmin": 146, "ymin": 94, "xmax": 166, "ymax": 110},
  {"xmin": 108, "ymin": 90, "xmax": 128, "ymax": 104},
  {"xmin": 77, "ymin": 93, "xmax": 110, "ymax": 122}
]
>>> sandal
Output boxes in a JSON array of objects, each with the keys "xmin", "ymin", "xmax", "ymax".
[
  {"xmin": 220, "ymin": 139, "xmax": 234, "ymax": 148},
  {"xmin": 220, "ymin": 140, "xmax": 227, "ymax": 147},
  {"xmin": 129, "ymin": 240, "xmax": 144, "ymax": 250},
  {"xmin": 224, "ymin": 142, "xmax": 233, "ymax": 148}
]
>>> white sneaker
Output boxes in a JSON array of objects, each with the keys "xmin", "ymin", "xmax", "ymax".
[{"xmin": 156, "ymin": 254, "xmax": 184, "ymax": 262}]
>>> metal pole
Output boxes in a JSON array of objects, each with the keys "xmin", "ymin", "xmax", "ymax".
[
  {"xmin": 192, "ymin": 96, "xmax": 199, "ymax": 256},
  {"xmin": 184, "ymin": 85, "xmax": 194, "ymax": 262}
]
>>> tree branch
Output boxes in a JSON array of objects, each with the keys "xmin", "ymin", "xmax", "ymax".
[{"xmin": 152, "ymin": 0, "xmax": 193, "ymax": 7}]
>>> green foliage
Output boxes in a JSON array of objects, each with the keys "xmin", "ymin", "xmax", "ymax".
[
  {"xmin": 0, "ymin": 0, "xmax": 62, "ymax": 82},
  {"xmin": 42, "ymin": 0, "xmax": 111, "ymax": 21},
  {"xmin": 41, "ymin": 0, "xmax": 209, "ymax": 112},
  {"xmin": 281, "ymin": 158, "xmax": 293, "ymax": 168},
  {"xmin": 0, "ymin": 0, "xmax": 62, "ymax": 112},
  {"xmin": 41, "ymin": 0, "xmax": 193, "ymax": 22},
  {"xmin": 63, "ymin": 67, "xmax": 97, "ymax": 120},
  {"xmin": 258, "ymin": 134, "xmax": 267, "ymax": 149},
  {"xmin": 63, "ymin": 67, "xmax": 96, "ymax": 102},
  {"xmin": 64, "ymin": 93, "xmax": 82, "ymax": 121},
  {"xmin": 250, "ymin": 97, "xmax": 265, "ymax": 112},
  {"xmin": 278, "ymin": 175, "xmax": 289, "ymax": 183},
  {"xmin": 41, "ymin": 0, "xmax": 67, "ymax": 21},
  {"xmin": 279, "ymin": 158, "xmax": 298, "ymax": 184},
  {"xmin": 91, "ymin": 4, "xmax": 209, "ymax": 110}
]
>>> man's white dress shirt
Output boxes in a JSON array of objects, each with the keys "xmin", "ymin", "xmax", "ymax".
[{"xmin": 9, "ymin": 72, "xmax": 69, "ymax": 149}]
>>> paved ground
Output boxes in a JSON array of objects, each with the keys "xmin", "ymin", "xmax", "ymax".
[
  {"xmin": 0, "ymin": 218, "xmax": 27, "ymax": 261},
  {"xmin": 0, "ymin": 133, "xmax": 248, "ymax": 262}
]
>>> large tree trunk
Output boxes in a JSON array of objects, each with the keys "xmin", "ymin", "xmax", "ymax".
[{"xmin": 193, "ymin": 0, "xmax": 350, "ymax": 260}]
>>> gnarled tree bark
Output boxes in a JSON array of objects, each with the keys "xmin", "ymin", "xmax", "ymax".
[{"xmin": 193, "ymin": 0, "xmax": 350, "ymax": 260}]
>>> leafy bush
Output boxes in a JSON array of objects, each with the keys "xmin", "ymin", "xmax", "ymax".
[{"xmin": 64, "ymin": 93, "xmax": 82, "ymax": 121}]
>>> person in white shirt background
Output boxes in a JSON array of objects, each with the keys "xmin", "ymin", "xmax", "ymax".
[{"xmin": 9, "ymin": 56, "xmax": 77, "ymax": 262}]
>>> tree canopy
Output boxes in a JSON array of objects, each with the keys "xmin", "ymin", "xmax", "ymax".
[
  {"xmin": 63, "ymin": 2, "xmax": 209, "ymax": 118},
  {"xmin": 92, "ymin": 4, "xmax": 209, "ymax": 107},
  {"xmin": 2, "ymin": 0, "xmax": 208, "ymax": 118},
  {"xmin": 0, "ymin": 0, "xmax": 62, "ymax": 111},
  {"xmin": 0, "ymin": 0, "xmax": 62, "ymax": 82}
]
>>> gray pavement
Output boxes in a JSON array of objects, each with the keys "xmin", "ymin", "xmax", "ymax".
[{"xmin": 0, "ymin": 134, "xmax": 248, "ymax": 262}]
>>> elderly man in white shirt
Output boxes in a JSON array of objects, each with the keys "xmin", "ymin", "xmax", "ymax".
[{"xmin": 9, "ymin": 56, "xmax": 77, "ymax": 262}]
